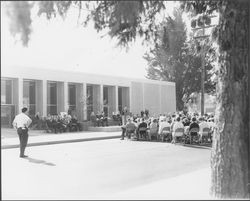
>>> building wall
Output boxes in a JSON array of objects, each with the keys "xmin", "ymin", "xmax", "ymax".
[
  {"xmin": 57, "ymin": 82, "xmax": 64, "ymax": 114},
  {"xmin": 93, "ymin": 85, "xmax": 100, "ymax": 114},
  {"xmin": 121, "ymin": 87, "xmax": 130, "ymax": 111},
  {"xmin": 36, "ymin": 80, "xmax": 43, "ymax": 115},
  {"xmin": 1, "ymin": 66, "xmax": 176, "ymax": 125},
  {"xmin": 130, "ymin": 82, "xmax": 144, "ymax": 115},
  {"xmin": 107, "ymin": 86, "xmax": 116, "ymax": 116},
  {"xmin": 13, "ymin": 78, "xmax": 19, "ymax": 113},
  {"xmin": 131, "ymin": 81, "xmax": 176, "ymax": 116},
  {"xmin": 76, "ymin": 83, "xmax": 83, "ymax": 120},
  {"xmin": 161, "ymin": 84, "xmax": 176, "ymax": 114},
  {"xmin": 144, "ymin": 83, "xmax": 161, "ymax": 117}
]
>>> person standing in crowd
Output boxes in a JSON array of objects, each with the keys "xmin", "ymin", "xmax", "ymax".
[
  {"xmin": 122, "ymin": 106, "xmax": 129, "ymax": 126},
  {"xmin": 148, "ymin": 118, "xmax": 158, "ymax": 140},
  {"xmin": 12, "ymin": 107, "xmax": 32, "ymax": 158}
]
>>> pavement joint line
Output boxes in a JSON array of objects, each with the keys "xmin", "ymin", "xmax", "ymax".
[{"xmin": 1, "ymin": 135, "xmax": 121, "ymax": 149}]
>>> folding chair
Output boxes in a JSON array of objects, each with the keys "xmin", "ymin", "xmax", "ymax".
[
  {"xmin": 149, "ymin": 127, "xmax": 158, "ymax": 141},
  {"xmin": 126, "ymin": 128, "xmax": 136, "ymax": 139},
  {"xmin": 199, "ymin": 127, "xmax": 210, "ymax": 144},
  {"xmin": 172, "ymin": 127, "xmax": 185, "ymax": 144},
  {"xmin": 188, "ymin": 127, "xmax": 199, "ymax": 144},
  {"xmin": 160, "ymin": 127, "xmax": 171, "ymax": 142},
  {"xmin": 138, "ymin": 127, "xmax": 148, "ymax": 141}
]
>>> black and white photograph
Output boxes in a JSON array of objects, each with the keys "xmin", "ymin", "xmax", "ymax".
[{"xmin": 1, "ymin": 0, "xmax": 250, "ymax": 200}]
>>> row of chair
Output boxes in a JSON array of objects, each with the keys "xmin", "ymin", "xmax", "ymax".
[
  {"xmin": 127, "ymin": 126, "xmax": 213, "ymax": 145},
  {"xmin": 163, "ymin": 127, "xmax": 212, "ymax": 144}
]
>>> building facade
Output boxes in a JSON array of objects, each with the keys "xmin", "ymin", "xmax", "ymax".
[{"xmin": 1, "ymin": 66, "xmax": 176, "ymax": 127}]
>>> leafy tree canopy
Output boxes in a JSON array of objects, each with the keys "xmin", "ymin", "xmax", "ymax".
[
  {"xmin": 144, "ymin": 8, "xmax": 216, "ymax": 110},
  {"xmin": 2, "ymin": 1, "xmax": 166, "ymax": 47}
]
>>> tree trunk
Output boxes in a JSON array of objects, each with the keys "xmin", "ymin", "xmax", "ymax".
[{"xmin": 211, "ymin": 0, "xmax": 249, "ymax": 199}]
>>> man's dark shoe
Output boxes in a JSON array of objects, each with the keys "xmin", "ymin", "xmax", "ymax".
[{"xmin": 20, "ymin": 155, "xmax": 28, "ymax": 158}]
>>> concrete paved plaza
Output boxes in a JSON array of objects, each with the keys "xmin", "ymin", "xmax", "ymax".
[{"xmin": 2, "ymin": 138, "xmax": 212, "ymax": 200}]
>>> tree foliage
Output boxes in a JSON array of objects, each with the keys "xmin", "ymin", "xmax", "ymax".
[
  {"xmin": 144, "ymin": 8, "xmax": 216, "ymax": 110},
  {"xmin": 4, "ymin": 1, "xmax": 32, "ymax": 46},
  {"xmin": 3, "ymin": 1, "xmax": 166, "ymax": 47}
]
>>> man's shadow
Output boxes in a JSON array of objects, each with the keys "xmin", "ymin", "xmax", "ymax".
[{"xmin": 24, "ymin": 157, "xmax": 56, "ymax": 166}]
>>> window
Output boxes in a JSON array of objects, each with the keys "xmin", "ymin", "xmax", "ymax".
[
  {"xmin": 103, "ymin": 86, "xmax": 108, "ymax": 105},
  {"xmin": 68, "ymin": 84, "xmax": 76, "ymax": 114},
  {"xmin": 1, "ymin": 79, "xmax": 15, "ymax": 127},
  {"xmin": 118, "ymin": 87, "xmax": 122, "ymax": 113},
  {"xmin": 87, "ymin": 85, "xmax": 93, "ymax": 120},
  {"xmin": 47, "ymin": 82, "xmax": 57, "ymax": 115},
  {"xmin": 103, "ymin": 86, "xmax": 109, "ymax": 116},
  {"xmin": 1, "ymin": 79, "xmax": 12, "ymax": 104},
  {"xmin": 23, "ymin": 80, "xmax": 36, "ymax": 115}
]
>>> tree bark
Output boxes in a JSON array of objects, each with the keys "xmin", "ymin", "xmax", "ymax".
[{"xmin": 211, "ymin": 0, "xmax": 249, "ymax": 199}]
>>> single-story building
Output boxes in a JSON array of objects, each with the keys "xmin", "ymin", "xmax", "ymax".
[{"xmin": 1, "ymin": 66, "xmax": 176, "ymax": 127}]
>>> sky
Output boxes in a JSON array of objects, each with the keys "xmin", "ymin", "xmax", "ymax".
[{"xmin": 1, "ymin": 1, "xmax": 179, "ymax": 79}]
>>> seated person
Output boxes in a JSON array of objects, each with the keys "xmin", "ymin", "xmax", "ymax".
[
  {"xmin": 198, "ymin": 117, "xmax": 210, "ymax": 141},
  {"xmin": 148, "ymin": 118, "xmax": 158, "ymax": 140},
  {"xmin": 45, "ymin": 115, "xmax": 54, "ymax": 133},
  {"xmin": 96, "ymin": 112, "xmax": 103, "ymax": 127},
  {"xmin": 137, "ymin": 118, "xmax": 148, "ymax": 140},
  {"xmin": 69, "ymin": 114, "xmax": 81, "ymax": 131},
  {"xmin": 183, "ymin": 117, "xmax": 190, "ymax": 127},
  {"xmin": 51, "ymin": 115, "xmax": 61, "ymax": 133},
  {"xmin": 147, "ymin": 118, "xmax": 152, "ymax": 127},
  {"xmin": 125, "ymin": 118, "xmax": 137, "ymax": 139},
  {"xmin": 101, "ymin": 111, "xmax": 108, "ymax": 127},
  {"xmin": 188, "ymin": 117, "xmax": 200, "ymax": 143},
  {"xmin": 158, "ymin": 118, "xmax": 171, "ymax": 141},
  {"xmin": 114, "ymin": 111, "xmax": 122, "ymax": 126},
  {"xmin": 58, "ymin": 115, "xmax": 69, "ymax": 133},
  {"xmin": 207, "ymin": 118, "xmax": 215, "ymax": 131},
  {"xmin": 189, "ymin": 117, "xmax": 200, "ymax": 132},
  {"xmin": 172, "ymin": 117, "xmax": 184, "ymax": 143}
]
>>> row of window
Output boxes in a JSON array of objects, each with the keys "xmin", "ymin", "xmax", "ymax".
[
  {"xmin": 1, "ymin": 79, "xmax": 122, "ymax": 117},
  {"xmin": 1, "ymin": 79, "xmax": 78, "ymax": 115}
]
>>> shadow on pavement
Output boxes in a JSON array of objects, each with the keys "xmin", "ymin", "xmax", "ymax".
[
  {"xmin": 24, "ymin": 157, "xmax": 56, "ymax": 166},
  {"xmin": 183, "ymin": 143, "xmax": 212, "ymax": 150}
]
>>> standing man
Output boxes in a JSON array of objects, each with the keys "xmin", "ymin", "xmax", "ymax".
[
  {"xmin": 12, "ymin": 107, "xmax": 32, "ymax": 158},
  {"xmin": 121, "ymin": 106, "xmax": 129, "ymax": 126}
]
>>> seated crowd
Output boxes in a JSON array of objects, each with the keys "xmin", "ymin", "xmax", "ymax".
[
  {"xmin": 45, "ymin": 113, "xmax": 81, "ymax": 133},
  {"xmin": 30, "ymin": 112, "xmax": 81, "ymax": 133},
  {"xmin": 120, "ymin": 110, "xmax": 216, "ymax": 144},
  {"xmin": 90, "ymin": 111, "xmax": 109, "ymax": 127}
]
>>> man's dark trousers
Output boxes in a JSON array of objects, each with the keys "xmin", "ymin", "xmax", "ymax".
[
  {"xmin": 17, "ymin": 128, "xmax": 28, "ymax": 156},
  {"xmin": 121, "ymin": 127, "xmax": 126, "ymax": 140}
]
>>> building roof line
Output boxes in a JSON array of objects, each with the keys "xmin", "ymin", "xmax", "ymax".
[{"xmin": 2, "ymin": 65, "xmax": 175, "ymax": 86}]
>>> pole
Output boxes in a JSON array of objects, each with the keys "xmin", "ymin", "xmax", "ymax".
[
  {"xmin": 200, "ymin": 15, "xmax": 206, "ymax": 116},
  {"xmin": 201, "ymin": 46, "xmax": 205, "ymax": 116},
  {"xmin": 192, "ymin": 14, "xmax": 217, "ymax": 115}
]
